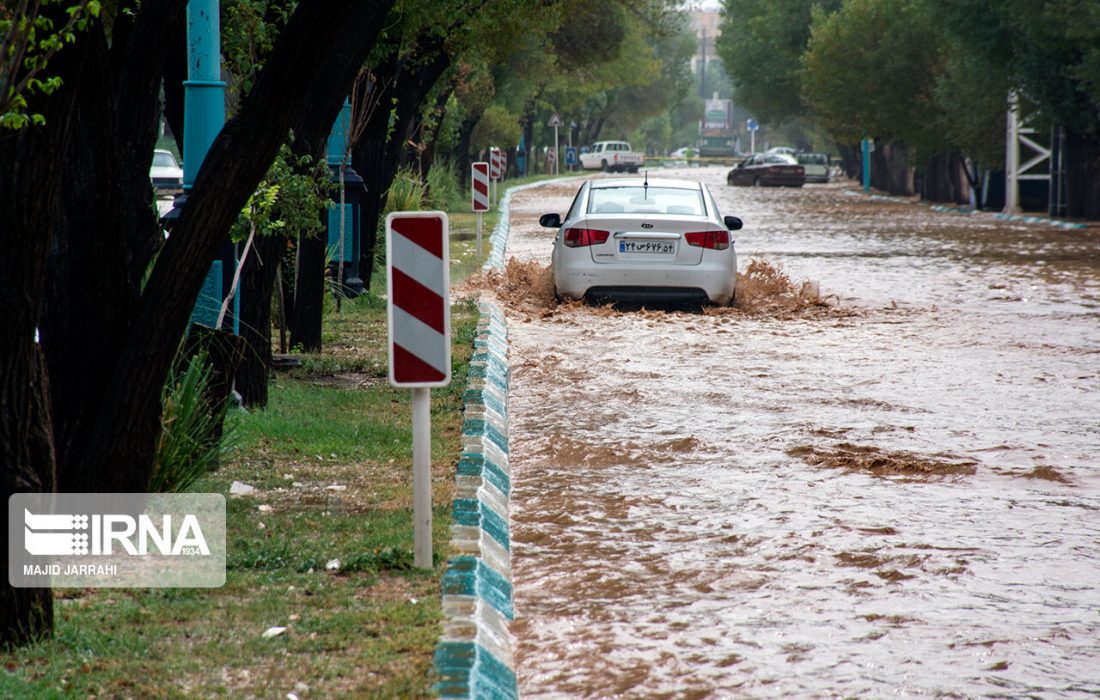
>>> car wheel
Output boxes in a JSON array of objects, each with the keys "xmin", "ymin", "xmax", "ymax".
[
  {"xmin": 752, "ymin": 177, "xmax": 761, "ymax": 187},
  {"xmin": 601, "ymin": 160, "xmax": 609, "ymax": 172},
  {"xmin": 627, "ymin": 166, "xmax": 638, "ymax": 174}
]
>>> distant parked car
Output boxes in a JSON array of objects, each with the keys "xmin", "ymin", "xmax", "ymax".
[
  {"xmin": 796, "ymin": 152, "xmax": 830, "ymax": 183},
  {"xmin": 579, "ymin": 141, "xmax": 644, "ymax": 173},
  {"xmin": 150, "ymin": 149, "xmax": 183, "ymax": 192},
  {"xmin": 726, "ymin": 153, "xmax": 805, "ymax": 188},
  {"xmin": 539, "ymin": 176, "xmax": 742, "ymax": 306}
]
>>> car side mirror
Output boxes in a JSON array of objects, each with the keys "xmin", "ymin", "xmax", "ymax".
[
  {"xmin": 539, "ymin": 213, "xmax": 562, "ymax": 228},
  {"xmin": 724, "ymin": 215, "xmax": 743, "ymax": 231}
]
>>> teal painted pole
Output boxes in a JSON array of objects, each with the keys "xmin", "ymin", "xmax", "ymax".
[
  {"xmin": 324, "ymin": 98, "xmax": 365, "ymax": 295},
  {"xmin": 862, "ymin": 138, "xmax": 871, "ymax": 193},
  {"xmin": 183, "ymin": 0, "xmax": 225, "ymax": 191},
  {"xmin": 327, "ymin": 99, "xmax": 351, "ymax": 167},
  {"xmin": 183, "ymin": 0, "xmax": 237, "ymax": 333}
]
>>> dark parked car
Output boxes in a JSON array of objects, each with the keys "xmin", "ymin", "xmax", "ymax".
[{"xmin": 726, "ymin": 153, "xmax": 805, "ymax": 188}]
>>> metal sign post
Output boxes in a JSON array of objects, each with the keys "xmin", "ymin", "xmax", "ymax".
[
  {"xmin": 385, "ymin": 211, "xmax": 452, "ymax": 570},
  {"xmin": 472, "ymin": 162, "xmax": 490, "ymax": 256},
  {"xmin": 548, "ymin": 113, "xmax": 563, "ymax": 175},
  {"xmin": 489, "ymin": 148, "xmax": 502, "ymax": 203}
]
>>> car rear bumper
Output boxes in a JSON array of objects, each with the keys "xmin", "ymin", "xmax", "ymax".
[{"xmin": 554, "ymin": 260, "xmax": 736, "ymax": 305}]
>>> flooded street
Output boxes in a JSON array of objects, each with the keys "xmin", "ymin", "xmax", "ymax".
[{"xmin": 499, "ymin": 168, "xmax": 1100, "ymax": 698}]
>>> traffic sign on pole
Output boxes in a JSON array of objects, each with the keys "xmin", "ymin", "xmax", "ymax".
[
  {"xmin": 386, "ymin": 212, "xmax": 452, "ymax": 388},
  {"xmin": 472, "ymin": 162, "xmax": 489, "ymax": 255},
  {"xmin": 471, "ymin": 162, "xmax": 490, "ymax": 212},
  {"xmin": 385, "ymin": 211, "xmax": 451, "ymax": 570},
  {"xmin": 489, "ymin": 148, "xmax": 503, "ymax": 181}
]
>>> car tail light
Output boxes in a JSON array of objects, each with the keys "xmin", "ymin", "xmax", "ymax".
[
  {"xmin": 684, "ymin": 230, "xmax": 730, "ymax": 250},
  {"xmin": 563, "ymin": 228, "xmax": 611, "ymax": 247}
]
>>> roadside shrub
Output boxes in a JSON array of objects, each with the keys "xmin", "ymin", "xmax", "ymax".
[
  {"xmin": 374, "ymin": 166, "xmax": 426, "ymax": 272},
  {"xmin": 424, "ymin": 159, "xmax": 461, "ymax": 211},
  {"xmin": 151, "ymin": 349, "xmax": 238, "ymax": 493},
  {"xmin": 382, "ymin": 165, "xmax": 425, "ymax": 216}
]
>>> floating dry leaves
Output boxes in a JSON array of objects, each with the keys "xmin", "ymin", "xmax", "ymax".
[{"xmin": 789, "ymin": 442, "xmax": 978, "ymax": 481}]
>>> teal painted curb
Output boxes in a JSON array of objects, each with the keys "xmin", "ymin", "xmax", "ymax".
[
  {"xmin": 435, "ymin": 299, "xmax": 515, "ymax": 698},
  {"xmin": 438, "ymin": 177, "xmax": 579, "ymax": 697},
  {"xmin": 846, "ymin": 188, "xmax": 1089, "ymax": 230},
  {"xmin": 435, "ymin": 642, "xmax": 518, "ymax": 700}
]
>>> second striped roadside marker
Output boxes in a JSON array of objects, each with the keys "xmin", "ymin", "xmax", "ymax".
[
  {"xmin": 471, "ymin": 161, "xmax": 489, "ymax": 255},
  {"xmin": 386, "ymin": 211, "xmax": 452, "ymax": 570}
]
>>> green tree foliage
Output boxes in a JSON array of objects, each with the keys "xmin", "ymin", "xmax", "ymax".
[
  {"xmin": 801, "ymin": 0, "xmax": 940, "ymax": 149},
  {"xmin": 232, "ymin": 144, "xmax": 332, "ymax": 243},
  {"xmin": 937, "ymin": 0, "xmax": 1100, "ymax": 137},
  {"xmin": 470, "ymin": 103, "xmax": 520, "ymax": 153},
  {"xmin": 715, "ymin": 0, "xmax": 840, "ymax": 125},
  {"xmin": 0, "ymin": 0, "xmax": 100, "ymax": 128}
]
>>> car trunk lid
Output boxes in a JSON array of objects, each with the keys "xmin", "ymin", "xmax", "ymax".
[{"xmin": 581, "ymin": 215, "xmax": 719, "ymax": 265}]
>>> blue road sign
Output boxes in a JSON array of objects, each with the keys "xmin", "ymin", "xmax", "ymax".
[
  {"xmin": 746, "ymin": 118, "xmax": 759, "ymax": 132},
  {"xmin": 564, "ymin": 146, "xmax": 578, "ymax": 166}
]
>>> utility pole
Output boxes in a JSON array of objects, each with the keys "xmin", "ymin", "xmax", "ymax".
[{"xmin": 699, "ymin": 27, "xmax": 707, "ymax": 99}]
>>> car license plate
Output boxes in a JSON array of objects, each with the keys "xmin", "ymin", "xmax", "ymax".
[{"xmin": 619, "ymin": 240, "xmax": 675, "ymax": 255}]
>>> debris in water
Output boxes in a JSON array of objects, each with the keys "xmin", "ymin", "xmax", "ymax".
[{"xmin": 788, "ymin": 443, "xmax": 977, "ymax": 480}]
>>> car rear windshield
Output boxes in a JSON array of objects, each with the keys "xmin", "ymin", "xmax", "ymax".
[
  {"xmin": 152, "ymin": 152, "xmax": 178, "ymax": 167},
  {"xmin": 797, "ymin": 153, "xmax": 828, "ymax": 165},
  {"xmin": 588, "ymin": 186, "xmax": 704, "ymax": 216}
]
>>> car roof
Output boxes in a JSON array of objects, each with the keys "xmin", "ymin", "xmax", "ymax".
[{"xmin": 588, "ymin": 177, "xmax": 702, "ymax": 190}]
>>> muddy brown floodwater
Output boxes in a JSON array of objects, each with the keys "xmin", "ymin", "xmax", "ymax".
[{"xmin": 497, "ymin": 169, "xmax": 1100, "ymax": 698}]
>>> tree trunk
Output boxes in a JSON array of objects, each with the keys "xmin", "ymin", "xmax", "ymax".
[
  {"xmin": 0, "ymin": 2, "xmax": 80, "ymax": 647},
  {"xmin": 1064, "ymin": 128, "xmax": 1100, "ymax": 219},
  {"xmin": 289, "ymin": 233, "xmax": 326, "ymax": 352},
  {"xmin": 838, "ymin": 142, "xmax": 860, "ymax": 180},
  {"xmin": 918, "ymin": 152, "xmax": 962, "ymax": 203},
  {"xmin": 455, "ymin": 110, "xmax": 482, "ymax": 188},
  {"xmin": 236, "ymin": 234, "xmax": 286, "ymax": 407},
  {"xmin": 2, "ymin": 0, "xmax": 395, "ymax": 647},
  {"xmin": 354, "ymin": 41, "xmax": 451, "ymax": 293},
  {"xmin": 872, "ymin": 142, "xmax": 913, "ymax": 196},
  {"xmin": 0, "ymin": 345, "xmax": 56, "ymax": 649}
]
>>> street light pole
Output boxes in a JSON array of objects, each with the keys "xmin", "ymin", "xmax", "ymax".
[{"xmin": 181, "ymin": 0, "xmax": 235, "ymax": 332}]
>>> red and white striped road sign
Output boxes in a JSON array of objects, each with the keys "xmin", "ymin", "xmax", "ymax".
[
  {"xmin": 489, "ymin": 148, "xmax": 503, "ymax": 180},
  {"xmin": 471, "ymin": 162, "xmax": 490, "ymax": 212},
  {"xmin": 385, "ymin": 212, "xmax": 451, "ymax": 388}
]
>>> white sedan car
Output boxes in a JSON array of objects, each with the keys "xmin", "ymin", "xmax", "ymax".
[
  {"xmin": 540, "ymin": 177, "xmax": 742, "ymax": 305},
  {"xmin": 150, "ymin": 149, "xmax": 183, "ymax": 191}
]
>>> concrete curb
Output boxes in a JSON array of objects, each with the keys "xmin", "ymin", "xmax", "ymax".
[
  {"xmin": 434, "ymin": 301, "xmax": 515, "ymax": 699},
  {"xmin": 845, "ymin": 188, "xmax": 1089, "ymax": 230},
  {"xmin": 482, "ymin": 179, "xmax": 566, "ymax": 273},
  {"xmin": 435, "ymin": 175, "xmax": 538, "ymax": 698},
  {"xmin": 436, "ymin": 176, "xmax": 581, "ymax": 698}
]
